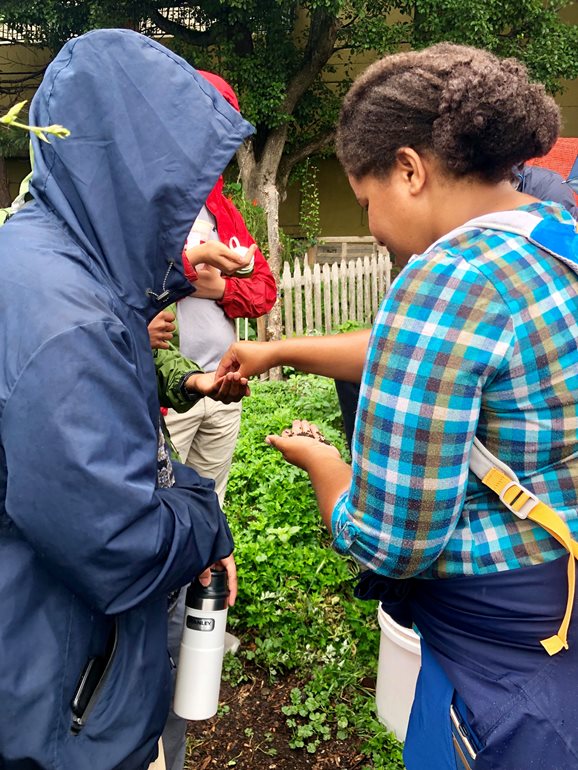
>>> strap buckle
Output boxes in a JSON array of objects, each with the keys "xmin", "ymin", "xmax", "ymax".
[{"xmin": 498, "ymin": 481, "xmax": 540, "ymax": 520}]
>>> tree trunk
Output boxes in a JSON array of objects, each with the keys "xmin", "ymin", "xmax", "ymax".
[
  {"xmin": 262, "ymin": 179, "xmax": 283, "ymax": 380},
  {"xmin": 236, "ymin": 140, "xmax": 258, "ymax": 201},
  {"xmin": 237, "ymin": 128, "xmax": 289, "ymax": 378},
  {"xmin": 0, "ymin": 157, "xmax": 12, "ymax": 208}
]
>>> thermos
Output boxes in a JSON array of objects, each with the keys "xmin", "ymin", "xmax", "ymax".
[{"xmin": 173, "ymin": 569, "xmax": 230, "ymax": 720}]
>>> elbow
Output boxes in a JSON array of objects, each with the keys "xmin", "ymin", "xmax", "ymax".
[{"xmin": 336, "ymin": 531, "xmax": 440, "ymax": 579}]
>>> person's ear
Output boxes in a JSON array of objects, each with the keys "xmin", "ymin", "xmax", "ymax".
[{"xmin": 394, "ymin": 147, "xmax": 427, "ymax": 195}]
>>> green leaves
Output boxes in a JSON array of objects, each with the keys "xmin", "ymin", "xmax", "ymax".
[
  {"xmin": 222, "ymin": 374, "xmax": 404, "ymax": 767},
  {"xmin": 408, "ymin": 0, "xmax": 578, "ymax": 92},
  {"xmin": 0, "ymin": 102, "xmax": 28, "ymax": 124},
  {"xmin": 282, "ymin": 687, "xmax": 332, "ymax": 752},
  {"xmin": 295, "ymin": 159, "xmax": 321, "ymax": 247},
  {"xmin": 0, "ymin": 100, "xmax": 70, "ymax": 143}
]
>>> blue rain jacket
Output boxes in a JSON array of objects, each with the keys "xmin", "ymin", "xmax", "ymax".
[{"xmin": 0, "ymin": 29, "xmax": 253, "ymax": 769}]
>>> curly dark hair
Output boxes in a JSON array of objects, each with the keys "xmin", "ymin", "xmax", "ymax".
[{"xmin": 336, "ymin": 43, "xmax": 560, "ymax": 183}]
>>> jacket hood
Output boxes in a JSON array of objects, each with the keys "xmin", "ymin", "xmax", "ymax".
[
  {"xmin": 29, "ymin": 29, "xmax": 254, "ymax": 316},
  {"xmin": 197, "ymin": 71, "xmax": 240, "ymax": 112}
]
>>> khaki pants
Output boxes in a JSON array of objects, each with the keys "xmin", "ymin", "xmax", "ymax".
[
  {"xmin": 164, "ymin": 399, "xmax": 242, "ymax": 506},
  {"xmin": 148, "ymin": 739, "xmax": 166, "ymax": 770}
]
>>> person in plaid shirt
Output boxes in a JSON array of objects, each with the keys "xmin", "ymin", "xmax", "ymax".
[{"xmin": 217, "ymin": 43, "xmax": 578, "ymax": 768}]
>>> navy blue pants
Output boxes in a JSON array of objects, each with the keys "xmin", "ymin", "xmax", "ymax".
[{"xmin": 360, "ymin": 557, "xmax": 578, "ymax": 769}]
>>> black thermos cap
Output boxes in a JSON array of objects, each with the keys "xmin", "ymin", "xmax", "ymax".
[{"xmin": 185, "ymin": 568, "xmax": 230, "ymax": 611}]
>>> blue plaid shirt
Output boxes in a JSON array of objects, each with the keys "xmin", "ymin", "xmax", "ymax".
[{"xmin": 331, "ymin": 202, "xmax": 578, "ymax": 578}]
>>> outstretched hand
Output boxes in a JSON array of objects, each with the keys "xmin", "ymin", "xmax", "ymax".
[
  {"xmin": 216, "ymin": 341, "xmax": 278, "ymax": 381},
  {"xmin": 186, "ymin": 370, "xmax": 250, "ymax": 403},
  {"xmin": 265, "ymin": 419, "xmax": 341, "ymax": 471}
]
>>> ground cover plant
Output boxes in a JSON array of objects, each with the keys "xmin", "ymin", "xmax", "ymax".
[{"xmin": 186, "ymin": 374, "xmax": 405, "ymax": 769}]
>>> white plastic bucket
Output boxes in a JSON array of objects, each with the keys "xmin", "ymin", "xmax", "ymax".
[{"xmin": 375, "ymin": 606, "xmax": 422, "ymax": 741}]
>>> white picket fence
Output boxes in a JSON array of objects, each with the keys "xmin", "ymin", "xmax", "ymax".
[
  {"xmin": 281, "ymin": 251, "xmax": 391, "ymax": 336},
  {"xmin": 235, "ymin": 249, "xmax": 392, "ymax": 341}
]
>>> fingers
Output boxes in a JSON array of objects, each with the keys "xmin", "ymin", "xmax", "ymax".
[
  {"xmin": 220, "ymin": 554, "xmax": 237, "ymax": 607},
  {"xmin": 215, "ymin": 347, "xmax": 240, "ymax": 380},
  {"xmin": 148, "ymin": 310, "xmax": 176, "ymax": 349},
  {"xmin": 201, "ymin": 557, "xmax": 237, "ymax": 606},
  {"xmin": 281, "ymin": 419, "xmax": 329, "ymax": 443},
  {"xmin": 154, "ymin": 312, "xmax": 175, "ymax": 334},
  {"xmin": 148, "ymin": 332, "xmax": 173, "ymax": 350},
  {"xmin": 263, "ymin": 433, "xmax": 314, "ymax": 470},
  {"xmin": 151, "ymin": 309, "xmax": 175, "ymax": 324},
  {"xmin": 265, "ymin": 433, "xmax": 285, "ymax": 450},
  {"xmin": 189, "ymin": 241, "xmax": 253, "ymax": 275},
  {"xmin": 210, "ymin": 371, "xmax": 250, "ymax": 403},
  {"xmin": 265, "ymin": 423, "xmax": 341, "ymax": 469}
]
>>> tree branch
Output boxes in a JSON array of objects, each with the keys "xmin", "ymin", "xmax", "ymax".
[
  {"xmin": 147, "ymin": 7, "xmax": 215, "ymax": 46},
  {"xmin": 282, "ymin": 7, "xmax": 339, "ymax": 115},
  {"xmin": 0, "ymin": 68, "xmax": 46, "ymax": 96},
  {"xmin": 339, "ymin": 14, "xmax": 360, "ymax": 31},
  {"xmin": 278, "ymin": 129, "xmax": 336, "ymax": 194}
]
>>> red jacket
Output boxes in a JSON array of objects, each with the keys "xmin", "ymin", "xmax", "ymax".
[{"xmin": 202, "ymin": 176, "xmax": 276, "ymax": 319}]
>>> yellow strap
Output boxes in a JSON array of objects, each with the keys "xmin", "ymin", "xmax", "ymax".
[{"xmin": 482, "ymin": 466, "xmax": 577, "ymax": 656}]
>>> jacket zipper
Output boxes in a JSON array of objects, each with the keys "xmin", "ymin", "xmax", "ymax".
[{"xmin": 70, "ymin": 618, "xmax": 119, "ymax": 734}]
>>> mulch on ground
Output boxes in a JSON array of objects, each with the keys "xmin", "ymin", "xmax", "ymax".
[{"xmin": 185, "ymin": 670, "xmax": 369, "ymax": 770}]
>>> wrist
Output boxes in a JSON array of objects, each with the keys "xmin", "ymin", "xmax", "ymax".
[
  {"xmin": 180, "ymin": 370, "xmax": 204, "ymax": 401},
  {"xmin": 302, "ymin": 442, "xmax": 341, "ymax": 473},
  {"xmin": 184, "ymin": 372, "xmax": 201, "ymax": 391},
  {"xmin": 185, "ymin": 242, "xmax": 208, "ymax": 267},
  {"xmin": 267, "ymin": 341, "xmax": 284, "ymax": 370},
  {"xmin": 212, "ymin": 275, "xmax": 226, "ymax": 300}
]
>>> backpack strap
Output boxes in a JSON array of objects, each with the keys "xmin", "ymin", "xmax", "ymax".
[
  {"xmin": 440, "ymin": 209, "xmax": 578, "ymax": 653},
  {"xmin": 470, "ymin": 439, "xmax": 578, "ymax": 655}
]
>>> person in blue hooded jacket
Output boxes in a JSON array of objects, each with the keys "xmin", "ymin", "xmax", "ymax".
[
  {"xmin": 514, "ymin": 163, "xmax": 577, "ymax": 219},
  {"xmin": 0, "ymin": 29, "xmax": 254, "ymax": 770}
]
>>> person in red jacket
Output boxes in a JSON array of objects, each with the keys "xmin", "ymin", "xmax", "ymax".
[
  {"xmin": 152, "ymin": 71, "xmax": 275, "ymax": 504},
  {"xmin": 150, "ymin": 71, "xmax": 276, "ymax": 770}
]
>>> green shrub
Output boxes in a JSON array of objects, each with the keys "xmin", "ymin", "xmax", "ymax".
[{"xmin": 224, "ymin": 374, "xmax": 404, "ymax": 768}]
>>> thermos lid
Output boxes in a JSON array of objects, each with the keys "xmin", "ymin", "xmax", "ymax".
[{"xmin": 185, "ymin": 568, "xmax": 229, "ymax": 611}]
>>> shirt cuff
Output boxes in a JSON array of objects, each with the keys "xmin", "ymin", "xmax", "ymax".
[
  {"xmin": 182, "ymin": 249, "xmax": 198, "ymax": 283},
  {"xmin": 330, "ymin": 491, "xmax": 359, "ymax": 554},
  {"xmin": 178, "ymin": 369, "xmax": 204, "ymax": 403}
]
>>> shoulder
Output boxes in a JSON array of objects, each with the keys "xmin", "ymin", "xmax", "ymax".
[
  {"xmin": 403, "ymin": 205, "xmax": 574, "ymax": 313},
  {"xmin": 384, "ymin": 226, "xmax": 535, "ymax": 322}
]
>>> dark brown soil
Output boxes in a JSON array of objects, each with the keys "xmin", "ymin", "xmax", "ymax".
[{"xmin": 185, "ymin": 670, "xmax": 369, "ymax": 770}]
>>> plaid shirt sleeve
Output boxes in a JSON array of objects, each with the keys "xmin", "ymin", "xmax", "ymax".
[{"xmin": 331, "ymin": 247, "xmax": 516, "ymax": 578}]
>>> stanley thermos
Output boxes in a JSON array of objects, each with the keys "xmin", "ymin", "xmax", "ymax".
[{"xmin": 173, "ymin": 569, "xmax": 229, "ymax": 720}]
